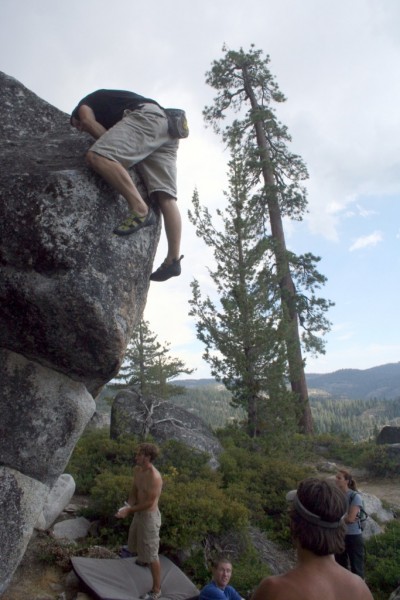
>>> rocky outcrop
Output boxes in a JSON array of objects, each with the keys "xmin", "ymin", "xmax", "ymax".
[
  {"xmin": 110, "ymin": 388, "xmax": 223, "ymax": 468},
  {"xmin": 35, "ymin": 474, "xmax": 76, "ymax": 531},
  {"xmin": 0, "ymin": 72, "xmax": 159, "ymax": 594},
  {"xmin": 377, "ymin": 426, "xmax": 400, "ymax": 445}
]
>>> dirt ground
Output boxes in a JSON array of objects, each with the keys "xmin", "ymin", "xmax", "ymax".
[{"xmin": 357, "ymin": 476, "xmax": 400, "ymax": 510}]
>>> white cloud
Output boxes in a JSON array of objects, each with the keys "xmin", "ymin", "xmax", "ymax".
[{"xmin": 349, "ymin": 231, "xmax": 383, "ymax": 252}]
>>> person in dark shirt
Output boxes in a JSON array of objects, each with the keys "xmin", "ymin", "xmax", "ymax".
[
  {"xmin": 71, "ymin": 89, "xmax": 184, "ymax": 282},
  {"xmin": 199, "ymin": 557, "xmax": 243, "ymax": 600}
]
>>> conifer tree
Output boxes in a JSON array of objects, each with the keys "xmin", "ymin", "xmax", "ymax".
[
  {"xmin": 192, "ymin": 45, "xmax": 333, "ymax": 433},
  {"xmin": 115, "ymin": 319, "xmax": 194, "ymax": 399},
  {"xmin": 189, "ymin": 135, "xmax": 296, "ymax": 437}
]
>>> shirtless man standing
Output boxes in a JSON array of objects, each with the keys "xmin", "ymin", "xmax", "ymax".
[
  {"xmin": 251, "ymin": 478, "xmax": 373, "ymax": 600},
  {"xmin": 116, "ymin": 443, "xmax": 163, "ymax": 600}
]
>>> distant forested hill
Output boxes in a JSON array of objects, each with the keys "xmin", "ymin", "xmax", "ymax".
[
  {"xmin": 174, "ymin": 365, "xmax": 400, "ymax": 440},
  {"xmin": 306, "ymin": 362, "xmax": 400, "ymax": 400},
  {"xmin": 96, "ymin": 364, "xmax": 400, "ymax": 440},
  {"xmin": 176, "ymin": 363, "xmax": 400, "ymax": 401}
]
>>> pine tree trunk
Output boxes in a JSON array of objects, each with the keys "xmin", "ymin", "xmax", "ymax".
[{"xmin": 243, "ymin": 67, "xmax": 313, "ymax": 434}]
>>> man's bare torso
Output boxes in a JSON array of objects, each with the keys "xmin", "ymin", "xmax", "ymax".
[{"xmin": 132, "ymin": 464, "xmax": 162, "ymax": 512}]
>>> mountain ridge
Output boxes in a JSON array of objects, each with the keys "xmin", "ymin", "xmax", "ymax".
[{"xmin": 175, "ymin": 362, "xmax": 400, "ymax": 400}]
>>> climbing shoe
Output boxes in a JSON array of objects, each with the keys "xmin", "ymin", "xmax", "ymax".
[
  {"xmin": 113, "ymin": 208, "xmax": 155, "ymax": 236},
  {"xmin": 150, "ymin": 255, "xmax": 184, "ymax": 282},
  {"xmin": 139, "ymin": 591, "xmax": 161, "ymax": 600}
]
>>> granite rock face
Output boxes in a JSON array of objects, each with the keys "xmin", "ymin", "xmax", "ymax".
[
  {"xmin": 377, "ymin": 426, "xmax": 400, "ymax": 445},
  {"xmin": 0, "ymin": 72, "xmax": 160, "ymax": 394},
  {"xmin": 110, "ymin": 388, "xmax": 223, "ymax": 468},
  {"xmin": 0, "ymin": 72, "xmax": 159, "ymax": 594}
]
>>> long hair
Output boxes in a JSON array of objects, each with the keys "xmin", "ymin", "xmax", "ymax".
[
  {"xmin": 290, "ymin": 478, "xmax": 347, "ymax": 556},
  {"xmin": 338, "ymin": 469, "xmax": 358, "ymax": 491}
]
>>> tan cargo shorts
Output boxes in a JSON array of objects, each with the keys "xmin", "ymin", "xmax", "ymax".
[
  {"xmin": 90, "ymin": 103, "xmax": 179, "ymax": 199},
  {"xmin": 128, "ymin": 509, "xmax": 161, "ymax": 563}
]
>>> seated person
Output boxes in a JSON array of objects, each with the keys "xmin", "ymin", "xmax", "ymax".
[
  {"xmin": 200, "ymin": 557, "xmax": 244, "ymax": 600},
  {"xmin": 251, "ymin": 478, "xmax": 373, "ymax": 600}
]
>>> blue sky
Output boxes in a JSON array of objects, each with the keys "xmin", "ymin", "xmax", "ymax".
[{"xmin": 1, "ymin": 0, "xmax": 399, "ymax": 377}]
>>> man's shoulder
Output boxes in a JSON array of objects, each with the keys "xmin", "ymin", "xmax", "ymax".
[
  {"xmin": 199, "ymin": 582, "xmax": 224, "ymax": 600},
  {"xmin": 224, "ymin": 585, "xmax": 241, "ymax": 600},
  {"xmin": 252, "ymin": 573, "xmax": 309, "ymax": 600},
  {"xmin": 199, "ymin": 582, "xmax": 240, "ymax": 600}
]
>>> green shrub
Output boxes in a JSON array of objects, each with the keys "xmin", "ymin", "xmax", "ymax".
[
  {"xmin": 229, "ymin": 547, "xmax": 270, "ymax": 599},
  {"xmin": 160, "ymin": 478, "xmax": 249, "ymax": 551},
  {"xmin": 218, "ymin": 446, "xmax": 311, "ymax": 540},
  {"xmin": 365, "ymin": 520, "xmax": 400, "ymax": 599},
  {"xmin": 156, "ymin": 439, "xmax": 213, "ymax": 481},
  {"xmin": 66, "ymin": 430, "xmax": 139, "ymax": 493},
  {"xmin": 360, "ymin": 445, "xmax": 400, "ymax": 477}
]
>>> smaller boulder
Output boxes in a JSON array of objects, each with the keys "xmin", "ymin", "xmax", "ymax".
[
  {"xmin": 36, "ymin": 474, "xmax": 76, "ymax": 531},
  {"xmin": 52, "ymin": 517, "xmax": 91, "ymax": 541},
  {"xmin": 376, "ymin": 426, "xmax": 400, "ymax": 445}
]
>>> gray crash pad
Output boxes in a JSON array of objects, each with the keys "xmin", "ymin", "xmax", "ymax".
[{"xmin": 71, "ymin": 555, "xmax": 199, "ymax": 600}]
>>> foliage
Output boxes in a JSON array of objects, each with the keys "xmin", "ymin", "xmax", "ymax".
[
  {"xmin": 217, "ymin": 439, "xmax": 312, "ymax": 542},
  {"xmin": 156, "ymin": 439, "xmax": 214, "ymax": 482},
  {"xmin": 365, "ymin": 520, "xmax": 400, "ymax": 600},
  {"xmin": 89, "ymin": 471, "xmax": 133, "ymax": 517},
  {"xmin": 229, "ymin": 548, "xmax": 270, "ymax": 599},
  {"xmin": 359, "ymin": 444, "xmax": 400, "ymax": 477},
  {"xmin": 160, "ymin": 476, "xmax": 249, "ymax": 551},
  {"xmin": 114, "ymin": 319, "xmax": 193, "ymax": 398},
  {"xmin": 170, "ymin": 384, "xmax": 245, "ymax": 429},
  {"xmin": 189, "ymin": 162, "xmax": 295, "ymax": 437},
  {"xmin": 311, "ymin": 395, "xmax": 400, "ymax": 441},
  {"xmin": 192, "ymin": 44, "xmax": 335, "ymax": 434},
  {"xmin": 66, "ymin": 429, "xmax": 137, "ymax": 493},
  {"xmin": 36, "ymin": 535, "xmax": 78, "ymax": 571}
]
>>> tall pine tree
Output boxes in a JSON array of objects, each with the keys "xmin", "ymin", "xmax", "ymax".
[{"xmin": 192, "ymin": 45, "xmax": 333, "ymax": 433}]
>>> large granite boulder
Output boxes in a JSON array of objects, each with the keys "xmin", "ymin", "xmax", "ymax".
[
  {"xmin": 377, "ymin": 426, "xmax": 400, "ymax": 445},
  {"xmin": 0, "ymin": 72, "xmax": 160, "ymax": 394},
  {"xmin": 0, "ymin": 72, "xmax": 159, "ymax": 594},
  {"xmin": 110, "ymin": 388, "xmax": 223, "ymax": 468}
]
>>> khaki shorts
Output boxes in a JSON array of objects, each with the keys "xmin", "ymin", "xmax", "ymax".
[
  {"xmin": 128, "ymin": 509, "xmax": 161, "ymax": 563},
  {"xmin": 90, "ymin": 104, "xmax": 179, "ymax": 198}
]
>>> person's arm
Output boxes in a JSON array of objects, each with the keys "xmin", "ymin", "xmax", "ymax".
[
  {"xmin": 76, "ymin": 104, "xmax": 107, "ymax": 139},
  {"xmin": 346, "ymin": 493, "xmax": 361, "ymax": 524}
]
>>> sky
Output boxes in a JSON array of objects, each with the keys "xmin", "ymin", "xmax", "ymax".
[{"xmin": 1, "ymin": 0, "xmax": 400, "ymax": 378}]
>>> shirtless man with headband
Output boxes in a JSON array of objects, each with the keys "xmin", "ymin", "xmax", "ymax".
[{"xmin": 251, "ymin": 478, "xmax": 373, "ymax": 600}]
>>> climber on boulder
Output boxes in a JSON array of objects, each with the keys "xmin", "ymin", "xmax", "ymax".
[{"xmin": 71, "ymin": 89, "xmax": 185, "ymax": 282}]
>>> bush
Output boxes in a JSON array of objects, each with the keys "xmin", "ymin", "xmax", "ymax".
[
  {"xmin": 156, "ymin": 439, "xmax": 213, "ymax": 481},
  {"xmin": 218, "ymin": 446, "xmax": 311, "ymax": 541},
  {"xmin": 365, "ymin": 520, "xmax": 400, "ymax": 599},
  {"xmin": 360, "ymin": 445, "xmax": 400, "ymax": 477},
  {"xmin": 66, "ymin": 429, "xmax": 138, "ymax": 493},
  {"xmin": 160, "ymin": 477, "xmax": 249, "ymax": 551}
]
